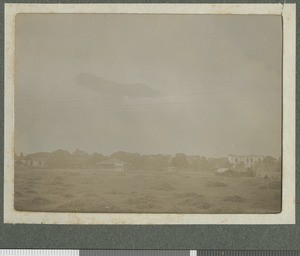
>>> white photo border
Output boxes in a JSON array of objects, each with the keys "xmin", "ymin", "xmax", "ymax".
[{"xmin": 4, "ymin": 3, "xmax": 296, "ymax": 225}]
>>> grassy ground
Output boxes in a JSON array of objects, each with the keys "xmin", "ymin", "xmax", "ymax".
[{"xmin": 14, "ymin": 168, "xmax": 281, "ymax": 213}]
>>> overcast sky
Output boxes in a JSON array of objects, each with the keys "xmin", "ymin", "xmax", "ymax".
[{"xmin": 15, "ymin": 14, "xmax": 282, "ymax": 157}]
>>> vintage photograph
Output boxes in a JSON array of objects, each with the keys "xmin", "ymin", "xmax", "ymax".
[
  {"xmin": 13, "ymin": 13, "xmax": 282, "ymax": 214},
  {"xmin": 4, "ymin": 3, "xmax": 296, "ymax": 224}
]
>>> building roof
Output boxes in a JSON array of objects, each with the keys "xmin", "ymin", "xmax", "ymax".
[
  {"xmin": 97, "ymin": 158, "xmax": 129, "ymax": 165},
  {"xmin": 216, "ymin": 168, "xmax": 230, "ymax": 173}
]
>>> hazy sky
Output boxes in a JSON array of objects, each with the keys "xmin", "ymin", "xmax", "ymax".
[{"xmin": 15, "ymin": 14, "xmax": 282, "ymax": 157}]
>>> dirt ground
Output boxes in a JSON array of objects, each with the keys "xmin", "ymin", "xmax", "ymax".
[{"xmin": 14, "ymin": 168, "xmax": 281, "ymax": 213}]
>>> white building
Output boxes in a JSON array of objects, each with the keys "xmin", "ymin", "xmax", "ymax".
[
  {"xmin": 27, "ymin": 157, "xmax": 48, "ymax": 168},
  {"xmin": 26, "ymin": 152, "xmax": 49, "ymax": 168},
  {"xmin": 228, "ymin": 154, "xmax": 264, "ymax": 168},
  {"xmin": 96, "ymin": 158, "xmax": 129, "ymax": 172}
]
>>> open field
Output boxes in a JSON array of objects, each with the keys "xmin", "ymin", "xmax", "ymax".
[{"xmin": 14, "ymin": 168, "xmax": 281, "ymax": 213}]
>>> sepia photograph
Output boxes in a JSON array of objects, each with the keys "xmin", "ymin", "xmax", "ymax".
[{"xmin": 4, "ymin": 4, "xmax": 296, "ymax": 224}]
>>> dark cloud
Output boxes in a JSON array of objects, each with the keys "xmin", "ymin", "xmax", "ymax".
[{"xmin": 76, "ymin": 73, "xmax": 161, "ymax": 98}]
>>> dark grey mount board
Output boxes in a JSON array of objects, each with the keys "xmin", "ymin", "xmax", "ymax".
[
  {"xmin": 0, "ymin": 0, "xmax": 298, "ymax": 250},
  {"xmin": 79, "ymin": 251, "xmax": 300, "ymax": 256},
  {"xmin": 80, "ymin": 251, "xmax": 190, "ymax": 256},
  {"xmin": 197, "ymin": 252, "xmax": 300, "ymax": 256}
]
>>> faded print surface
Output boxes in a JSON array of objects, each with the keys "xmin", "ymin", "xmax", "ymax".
[{"xmin": 14, "ymin": 14, "xmax": 282, "ymax": 213}]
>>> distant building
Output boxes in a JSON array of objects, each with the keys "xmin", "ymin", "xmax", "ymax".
[
  {"xmin": 228, "ymin": 154, "xmax": 264, "ymax": 168},
  {"xmin": 14, "ymin": 152, "xmax": 27, "ymax": 168},
  {"xmin": 26, "ymin": 152, "xmax": 50, "ymax": 168},
  {"xmin": 215, "ymin": 167, "xmax": 231, "ymax": 174},
  {"xmin": 28, "ymin": 157, "xmax": 47, "ymax": 168},
  {"xmin": 96, "ymin": 158, "xmax": 129, "ymax": 172}
]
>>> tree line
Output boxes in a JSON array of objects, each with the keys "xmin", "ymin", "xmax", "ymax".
[{"xmin": 15, "ymin": 149, "xmax": 281, "ymax": 172}]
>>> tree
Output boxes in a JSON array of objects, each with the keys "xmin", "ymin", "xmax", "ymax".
[
  {"xmin": 254, "ymin": 156, "xmax": 280, "ymax": 172},
  {"xmin": 111, "ymin": 151, "xmax": 143, "ymax": 166},
  {"xmin": 86, "ymin": 153, "xmax": 106, "ymax": 167},
  {"xmin": 48, "ymin": 149, "xmax": 71, "ymax": 168},
  {"xmin": 171, "ymin": 153, "xmax": 189, "ymax": 169},
  {"xmin": 142, "ymin": 154, "xmax": 169, "ymax": 171},
  {"xmin": 191, "ymin": 156, "xmax": 222, "ymax": 171},
  {"xmin": 198, "ymin": 156, "xmax": 210, "ymax": 171}
]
